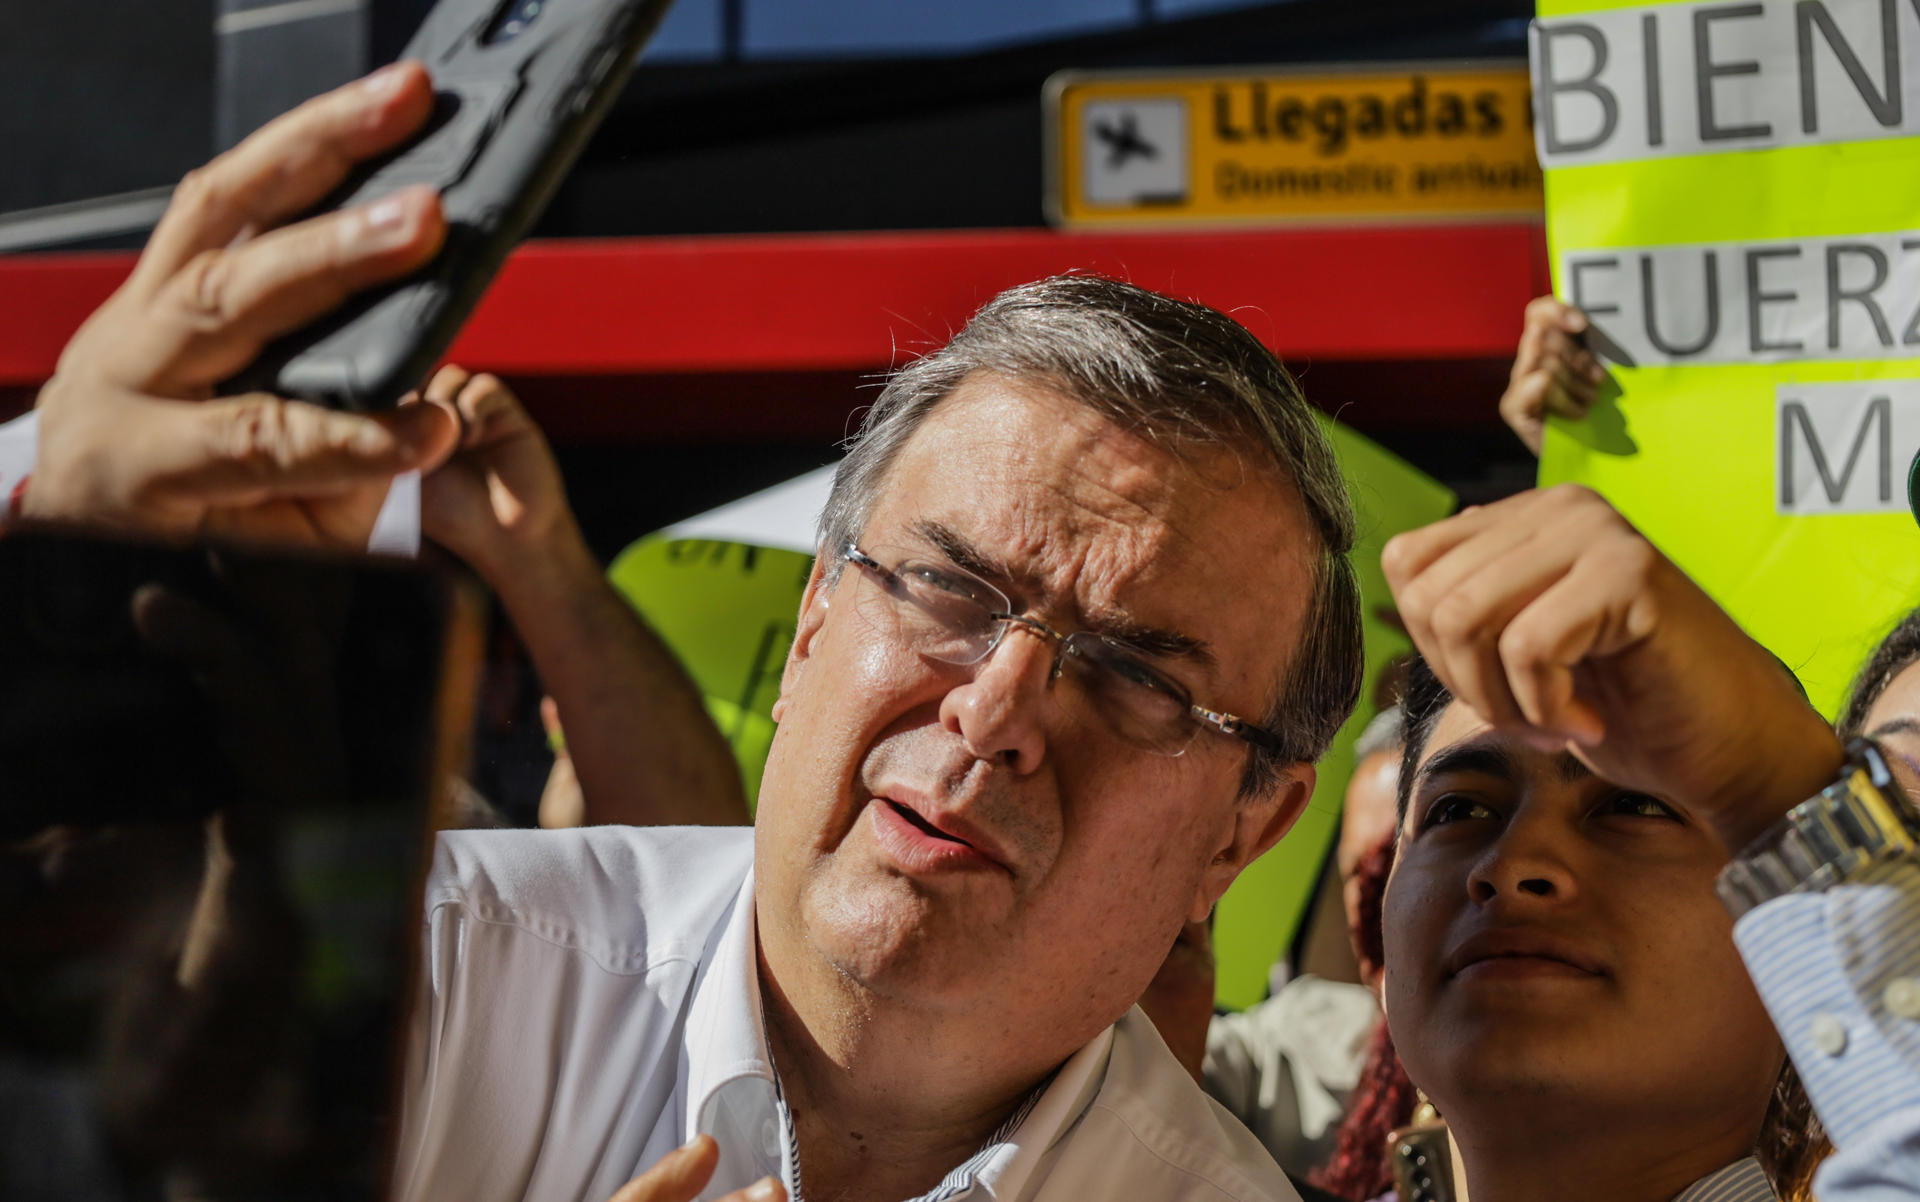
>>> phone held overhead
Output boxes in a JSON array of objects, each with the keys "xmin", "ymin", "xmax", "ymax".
[{"xmin": 223, "ymin": 0, "xmax": 674, "ymax": 412}]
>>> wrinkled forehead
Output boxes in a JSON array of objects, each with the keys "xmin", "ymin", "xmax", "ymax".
[
  {"xmin": 873, "ymin": 376, "xmax": 1301, "ymax": 576},
  {"xmin": 863, "ymin": 374, "xmax": 1318, "ymax": 700}
]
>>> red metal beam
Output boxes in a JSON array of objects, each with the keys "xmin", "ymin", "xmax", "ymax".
[{"xmin": 0, "ymin": 223, "xmax": 1546, "ymax": 390}]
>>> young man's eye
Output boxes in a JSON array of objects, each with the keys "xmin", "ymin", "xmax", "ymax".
[
  {"xmin": 1419, "ymin": 794, "xmax": 1496, "ymax": 829},
  {"xmin": 1599, "ymin": 792, "xmax": 1682, "ymax": 821}
]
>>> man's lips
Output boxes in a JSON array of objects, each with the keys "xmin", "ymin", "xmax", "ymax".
[
  {"xmin": 866, "ymin": 792, "xmax": 1012, "ymax": 874},
  {"xmin": 1443, "ymin": 928, "xmax": 1608, "ymax": 981}
]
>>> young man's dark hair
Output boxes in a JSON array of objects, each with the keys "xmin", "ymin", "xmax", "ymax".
[
  {"xmin": 1393, "ymin": 654, "xmax": 1451, "ymax": 827},
  {"xmin": 1838, "ymin": 604, "xmax": 1920, "ymax": 739}
]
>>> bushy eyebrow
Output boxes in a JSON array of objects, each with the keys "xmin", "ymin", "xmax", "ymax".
[
  {"xmin": 1415, "ymin": 743, "xmax": 1516, "ymax": 791},
  {"xmin": 914, "ymin": 519, "xmax": 1008, "ymax": 585},
  {"xmin": 1415, "ymin": 739, "xmax": 1593, "ymax": 792},
  {"xmin": 907, "ymin": 518, "xmax": 1215, "ymax": 667}
]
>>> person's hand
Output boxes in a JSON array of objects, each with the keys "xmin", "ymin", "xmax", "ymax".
[
  {"xmin": 24, "ymin": 61, "xmax": 459, "ymax": 545},
  {"xmin": 416, "ymin": 365, "xmax": 575, "ymax": 579},
  {"xmin": 1381, "ymin": 485, "xmax": 1843, "ymax": 850},
  {"xmin": 1498, "ymin": 297, "xmax": 1607, "ymax": 456},
  {"xmin": 607, "ymin": 1136, "xmax": 784, "ymax": 1202}
]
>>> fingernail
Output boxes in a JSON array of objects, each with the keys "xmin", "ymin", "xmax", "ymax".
[
  {"xmin": 362, "ymin": 62, "xmax": 409, "ymax": 98},
  {"xmin": 350, "ymin": 421, "xmax": 396, "ymax": 457},
  {"xmin": 745, "ymin": 1178, "xmax": 782, "ymax": 1202},
  {"xmin": 344, "ymin": 191, "xmax": 421, "ymax": 251},
  {"xmin": 367, "ymin": 194, "xmax": 409, "ymax": 230}
]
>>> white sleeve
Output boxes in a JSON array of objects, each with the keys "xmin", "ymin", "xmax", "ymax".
[{"xmin": 0, "ymin": 410, "xmax": 39, "ymax": 516}]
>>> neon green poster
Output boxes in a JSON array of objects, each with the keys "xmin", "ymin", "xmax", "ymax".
[
  {"xmin": 1532, "ymin": 0, "xmax": 1920, "ymax": 713},
  {"xmin": 608, "ymin": 538, "xmax": 815, "ymax": 805}
]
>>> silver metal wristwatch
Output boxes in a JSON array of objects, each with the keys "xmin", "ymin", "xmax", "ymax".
[{"xmin": 1715, "ymin": 738, "xmax": 1920, "ymax": 919}]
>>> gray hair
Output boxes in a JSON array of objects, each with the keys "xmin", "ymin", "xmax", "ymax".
[
  {"xmin": 1352, "ymin": 703, "xmax": 1406, "ymax": 763},
  {"xmin": 817, "ymin": 274, "xmax": 1362, "ymax": 797}
]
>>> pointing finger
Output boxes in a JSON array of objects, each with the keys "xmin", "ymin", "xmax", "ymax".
[{"xmin": 607, "ymin": 1136, "xmax": 721, "ymax": 1202}]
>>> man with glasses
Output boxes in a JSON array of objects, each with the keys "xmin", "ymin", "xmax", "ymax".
[
  {"xmin": 400, "ymin": 275, "xmax": 1361, "ymax": 1202},
  {"xmin": 10, "ymin": 70, "xmax": 1362, "ymax": 1202}
]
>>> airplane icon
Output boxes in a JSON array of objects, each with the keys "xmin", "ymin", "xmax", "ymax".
[{"xmin": 1093, "ymin": 112, "xmax": 1158, "ymax": 169}]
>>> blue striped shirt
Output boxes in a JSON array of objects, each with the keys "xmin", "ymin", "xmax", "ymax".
[
  {"xmin": 1735, "ymin": 859, "xmax": 1920, "ymax": 1200},
  {"xmin": 1671, "ymin": 1158, "xmax": 1775, "ymax": 1202}
]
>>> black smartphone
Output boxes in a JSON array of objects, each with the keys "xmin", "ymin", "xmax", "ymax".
[
  {"xmin": 0, "ymin": 526, "xmax": 481, "ymax": 1201},
  {"xmin": 222, "ymin": 0, "xmax": 673, "ymax": 411}
]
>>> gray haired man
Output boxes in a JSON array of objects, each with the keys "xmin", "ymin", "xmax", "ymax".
[
  {"xmin": 21, "ymin": 69, "xmax": 1362, "ymax": 1202},
  {"xmin": 396, "ymin": 275, "xmax": 1361, "ymax": 1202}
]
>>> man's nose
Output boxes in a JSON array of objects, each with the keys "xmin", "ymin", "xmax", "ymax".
[
  {"xmin": 1465, "ymin": 815, "xmax": 1579, "ymax": 906},
  {"xmin": 938, "ymin": 621, "xmax": 1057, "ymax": 774}
]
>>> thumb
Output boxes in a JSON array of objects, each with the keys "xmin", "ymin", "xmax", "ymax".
[
  {"xmin": 148, "ymin": 393, "xmax": 460, "ymax": 505},
  {"xmin": 608, "ymin": 1136, "xmax": 721, "ymax": 1202}
]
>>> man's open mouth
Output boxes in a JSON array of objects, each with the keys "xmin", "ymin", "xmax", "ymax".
[{"xmin": 885, "ymin": 799, "xmax": 976, "ymax": 848}]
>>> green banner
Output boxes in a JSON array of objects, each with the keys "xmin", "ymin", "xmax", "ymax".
[
  {"xmin": 607, "ymin": 538, "xmax": 816, "ymax": 806},
  {"xmin": 1532, "ymin": 0, "xmax": 1920, "ymax": 712}
]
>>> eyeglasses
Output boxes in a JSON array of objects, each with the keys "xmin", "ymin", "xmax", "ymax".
[{"xmin": 843, "ymin": 542, "xmax": 1282, "ymax": 759}]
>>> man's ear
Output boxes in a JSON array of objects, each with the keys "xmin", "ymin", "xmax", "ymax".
[
  {"xmin": 771, "ymin": 553, "xmax": 834, "ymax": 724},
  {"xmin": 1187, "ymin": 762, "xmax": 1317, "ymax": 924}
]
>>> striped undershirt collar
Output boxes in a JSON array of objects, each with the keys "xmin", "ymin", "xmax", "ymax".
[
  {"xmin": 778, "ymin": 1078, "xmax": 1052, "ymax": 1202},
  {"xmin": 1670, "ymin": 1157, "xmax": 1778, "ymax": 1202}
]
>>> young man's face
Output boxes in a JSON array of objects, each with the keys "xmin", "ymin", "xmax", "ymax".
[
  {"xmin": 1382, "ymin": 701, "xmax": 1781, "ymax": 1141},
  {"xmin": 754, "ymin": 371, "xmax": 1318, "ymax": 1062}
]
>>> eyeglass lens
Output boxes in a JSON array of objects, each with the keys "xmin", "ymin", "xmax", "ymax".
[{"xmin": 867, "ymin": 551, "xmax": 1203, "ymax": 757}]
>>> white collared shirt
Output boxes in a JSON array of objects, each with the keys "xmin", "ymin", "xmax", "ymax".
[{"xmin": 395, "ymin": 825, "xmax": 1301, "ymax": 1202}]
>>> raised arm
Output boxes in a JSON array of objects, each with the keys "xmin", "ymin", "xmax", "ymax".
[
  {"xmin": 1384, "ymin": 484, "xmax": 1920, "ymax": 1197},
  {"xmin": 418, "ymin": 367, "xmax": 748, "ymax": 827},
  {"xmin": 23, "ymin": 62, "xmax": 459, "ymax": 544}
]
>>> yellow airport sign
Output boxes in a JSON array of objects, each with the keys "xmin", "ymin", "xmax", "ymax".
[{"xmin": 1046, "ymin": 62, "xmax": 1544, "ymax": 228}]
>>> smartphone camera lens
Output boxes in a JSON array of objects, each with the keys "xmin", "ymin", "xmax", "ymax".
[{"xmin": 482, "ymin": 0, "xmax": 545, "ymax": 44}]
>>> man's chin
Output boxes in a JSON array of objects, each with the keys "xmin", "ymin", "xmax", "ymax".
[
  {"xmin": 798, "ymin": 873, "xmax": 1002, "ymax": 1001},
  {"xmin": 1414, "ymin": 1018, "xmax": 1626, "ymax": 1108}
]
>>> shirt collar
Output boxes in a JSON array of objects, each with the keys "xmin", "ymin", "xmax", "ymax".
[
  {"xmin": 959, "ymin": 1022, "xmax": 1114, "ymax": 1200},
  {"xmin": 681, "ymin": 866, "xmax": 786, "ymax": 1195},
  {"xmin": 1670, "ymin": 1157, "xmax": 1778, "ymax": 1202}
]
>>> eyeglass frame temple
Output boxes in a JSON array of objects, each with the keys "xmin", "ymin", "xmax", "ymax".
[{"xmin": 842, "ymin": 541, "xmax": 1288, "ymax": 755}]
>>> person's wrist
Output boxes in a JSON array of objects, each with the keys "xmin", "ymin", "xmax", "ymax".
[
  {"xmin": 1703, "ymin": 716, "xmax": 1846, "ymax": 855},
  {"xmin": 482, "ymin": 511, "xmax": 597, "ymax": 607}
]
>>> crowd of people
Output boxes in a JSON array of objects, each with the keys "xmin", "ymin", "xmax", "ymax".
[{"xmin": 6, "ymin": 63, "xmax": 1919, "ymax": 1202}]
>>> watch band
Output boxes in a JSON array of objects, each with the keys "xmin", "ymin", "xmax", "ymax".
[{"xmin": 1715, "ymin": 738, "xmax": 1920, "ymax": 920}]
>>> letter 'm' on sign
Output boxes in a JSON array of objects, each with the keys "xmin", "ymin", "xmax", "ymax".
[{"xmin": 1775, "ymin": 380, "xmax": 1920, "ymax": 514}]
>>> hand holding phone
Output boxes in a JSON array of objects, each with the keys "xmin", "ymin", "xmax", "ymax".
[
  {"xmin": 224, "ymin": 0, "xmax": 674, "ymax": 411},
  {"xmin": 25, "ymin": 63, "xmax": 460, "ymax": 546},
  {"xmin": 26, "ymin": 0, "xmax": 672, "ymax": 545}
]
